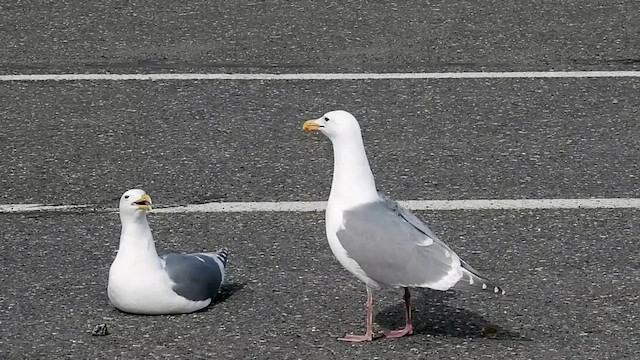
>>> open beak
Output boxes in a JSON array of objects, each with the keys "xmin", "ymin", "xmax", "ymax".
[
  {"xmin": 133, "ymin": 194, "xmax": 153, "ymax": 211},
  {"xmin": 303, "ymin": 119, "xmax": 321, "ymax": 132}
]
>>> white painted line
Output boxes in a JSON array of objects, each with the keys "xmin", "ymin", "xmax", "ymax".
[
  {"xmin": 399, "ymin": 198, "xmax": 640, "ymax": 211},
  {"xmin": 1, "ymin": 198, "xmax": 638, "ymax": 214},
  {"xmin": 154, "ymin": 201, "xmax": 327, "ymax": 213},
  {"xmin": 156, "ymin": 198, "xmax": 640, "ymax": 212},
  {"xmin": 0, "ymin": 204, "xmax": 89, "ymax": 212},
  {"xmin": 1, "ymin": 71, "xmax": 640, "ymax": 82}
]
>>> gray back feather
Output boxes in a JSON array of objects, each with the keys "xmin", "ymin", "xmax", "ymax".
[
  {"xmin": 379, "ymin": 194, "xmax": 443, "ymax": 243},
  {"xmin": 379, "ymin": 195, "xmax": 505, "ymax": 294},
  {"xmin": 161, "ymin": 252, "xmax": 226, "ymax": 301},
  {"xmin": 337, "ymin": 199, "xmax": 461, "ymax": 288}
]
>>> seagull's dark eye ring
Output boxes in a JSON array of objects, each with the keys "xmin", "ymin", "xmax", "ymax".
[
  {"xmin": 324, "ymin": 117, "xmax": 330, "ymax": 122},
  {"xmin": 124, "ymin": 195, "xmax": 129, "ymax": 199}
]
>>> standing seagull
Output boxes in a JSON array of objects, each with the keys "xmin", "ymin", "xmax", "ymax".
[
  {"xmin": 108, "ymin": 189, "xmax": 229, "ymax": 314},
  {"xmin": 303, "ymin": 110, "xmax": 504, "ymax": 342}
]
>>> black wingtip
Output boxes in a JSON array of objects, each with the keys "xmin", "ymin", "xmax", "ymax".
[
  {"xmin": 216, "ymin": 248, "xmax": 230, "ymax": 267},
  {"xmin": 460, "ymin": 262, "xmax": 506, "ymax": 295},
  {"xmin": 484, "ymin": 283, "xmax": 506, "ymax": 296},
  {"xmin": 471, "ymin": 276, "xmax": 506, "ymax": 295}
]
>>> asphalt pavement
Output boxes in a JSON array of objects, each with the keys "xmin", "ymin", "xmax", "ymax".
[
  {"xmin": 1, "ymin": 1, "xmax": 639, "ymax": 359},
  {"xmin": 1, "ymin": 0, "xmax": 639, "ymax": 74}
]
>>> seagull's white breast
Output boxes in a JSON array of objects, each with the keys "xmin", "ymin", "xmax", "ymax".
[{"xmin": 107, "ymin": 253, "xmax": 210, "ymax": 314}]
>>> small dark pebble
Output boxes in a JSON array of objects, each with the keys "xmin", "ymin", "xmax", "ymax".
[
  {"xmin": 91, "ymin": 323, "xmax": 109, "ymax": 336},
  {"xmin": 481, "ymin": 326, "xmax": 499, "ymax": 338}
]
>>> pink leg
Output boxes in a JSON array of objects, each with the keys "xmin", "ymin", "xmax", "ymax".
[
  {"xmin": 385, "ymin": 288, "xmax": 414, "ymax": 338},
  {"xmin": 338, "ymin": 287, "xmax": 376, "ymax": 342}
]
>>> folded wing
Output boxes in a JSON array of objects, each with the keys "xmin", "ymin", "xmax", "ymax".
[{"xmin": 161, "ymin": 249, "xmax": 228, "ymax": 301}]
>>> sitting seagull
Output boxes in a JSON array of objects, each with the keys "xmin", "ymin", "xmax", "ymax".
[
  {"xmin": 108, "ymin": 189, "xmax": 229, "ymax": 314},
  {"xmin": 303, "ymin": 110, "xmax": 504, "ymax": 342}
]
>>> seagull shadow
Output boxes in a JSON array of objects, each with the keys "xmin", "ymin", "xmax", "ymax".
[
  {"xmin": 213, "ymin": 281, "xmax": 247, "ymax": 303},
  {"xmin": 376, "ymin": 290, "xmax": 526, "ymax": 340}
]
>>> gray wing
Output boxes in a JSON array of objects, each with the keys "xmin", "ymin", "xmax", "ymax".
[
  {"xmin": 337, "ymin": 199, "xmax": 462, "ymax": 289},
  {"xmin": 341, "ymin": 196, "xmax": 505, "ymax": 293},
  {"xmin": 161, "ymin": 250, "xmax": 227, "ymax": 301},
  {"xmin": 378, "ymin": 193, "xmax": 443, "ymax": 242},
  {"xmin": 382, "ymin": 196, "xmax": 504, "ymax": 292}
]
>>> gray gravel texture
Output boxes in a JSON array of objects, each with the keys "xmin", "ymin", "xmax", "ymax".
[
  {"xmin": 1, "ymin": 1, "xmax": 639, "ymax": 359},
  {"xmin": 0, "ymin": 0, "xmax": 639, "ymax": 74},
  {"xmin": 1, "ymin": 210, "xmax": 638, "ymax": 359}
]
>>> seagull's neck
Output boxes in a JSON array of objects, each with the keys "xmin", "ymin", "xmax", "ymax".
[
  {"xmin": 117, "ymin": 214, "xmax": 159, "ymax": 260},
  {"xmin": 329, "ymin": 136, "xmax": 380, "ymax": 208}
]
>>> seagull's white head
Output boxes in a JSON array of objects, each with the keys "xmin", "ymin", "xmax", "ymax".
[
  {"xmin": 302, "ymin": 110, "xmax": 362, "ymax": 143},
  {"xmin": 119, "ymin": 189, "xmax": 153, "ymax": 219}
]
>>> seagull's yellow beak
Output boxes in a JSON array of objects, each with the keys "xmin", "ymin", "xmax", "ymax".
[
  {"xmin": 303, "ymin": 119, "xmax": 321, "ymax": 132},
  {"xmin": 133, "ymin": 194, "xmax": 153, "ymax": 211}
]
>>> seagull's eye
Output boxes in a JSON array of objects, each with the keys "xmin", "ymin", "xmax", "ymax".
[
  {"xmin": 324, "ymin": 117, "xmax": 330, "ymax": 122},
  {"xmin": 124, "ymin": 195, "xmax": 129, "ymax": 199}
]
